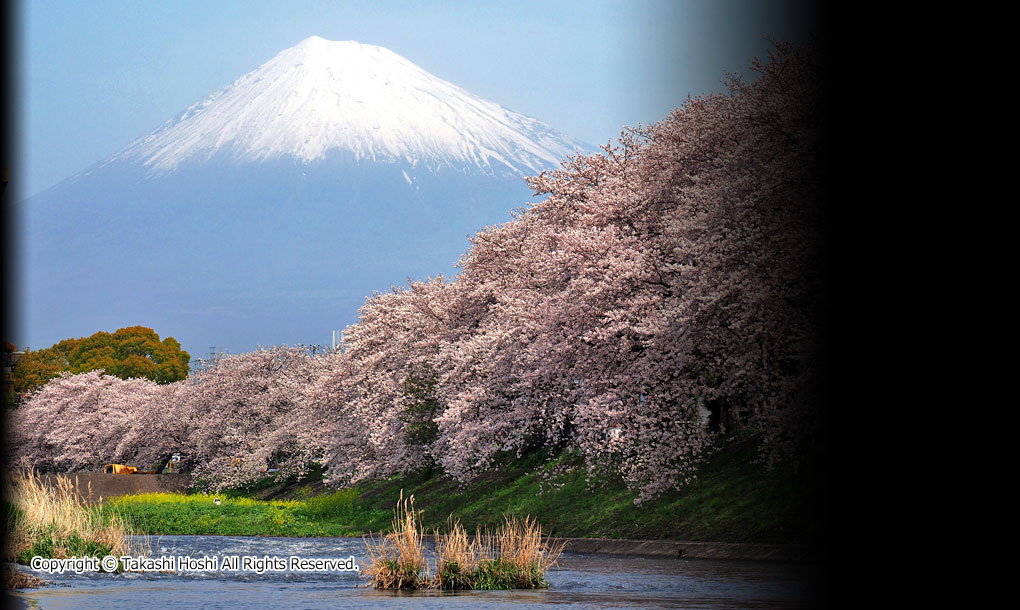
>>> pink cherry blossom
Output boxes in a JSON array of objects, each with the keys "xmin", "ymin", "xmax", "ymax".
[{"xmin": 10, "ymin": 42, "xmax": 824, "ymax": 503}]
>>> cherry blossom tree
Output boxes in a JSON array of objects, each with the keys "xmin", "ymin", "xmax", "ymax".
[
  {"xmin": 303, "ymin": 278, "xmax": 455, "ymax": 487},
  {"xmin": 183, "ymin": 346, "xmax": 323, "ymax": 489},
  {"xmin": 114, "ymin": 379, "xmax": 195, "ymax": 473},
  {"xmin": 9, "ymin": 42, "xmax": 824, "ymax": 503},
  {"xmin": 9, "ymin": 347, "xmax": 328, "ymax": 490},
  {"xmin": 8, "ymin": 371, "xmax": 167, "ymax": 472},
  {"xmin": 429, "ymin": 40, "xmax": 824, "ymax": 499}
]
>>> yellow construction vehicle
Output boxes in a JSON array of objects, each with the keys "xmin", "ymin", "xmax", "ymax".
[{"xmin": 103, "ymin": 464, "xmax": 160, "ymax": 474}]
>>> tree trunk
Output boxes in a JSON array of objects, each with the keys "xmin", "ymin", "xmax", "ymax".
[{"xmin": 155, "ymin": 454, "xmax": 173, "ymax": 474}]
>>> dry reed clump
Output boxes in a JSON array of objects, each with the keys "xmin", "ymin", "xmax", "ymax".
[
  {"xmin": 363, "ymin": 492, "xmax": 564, "ymax": 590},
  {"xmin": 3, "ymin": 470, "xmax": 147, "ymax": 566},
  {"xmin": 466, "ymin": 515, "xmax": 565, "ymax": 590},
  {"xmin": 2, "ymin": 564, "xmax": 46, "ymax": 589},
  {"xmin": 433, "ymin": 518, "xmax": 478, "ymax": 590},
  {"xmin": 361, "ymin": 491, "xmax": 429, "ymax": 589}
]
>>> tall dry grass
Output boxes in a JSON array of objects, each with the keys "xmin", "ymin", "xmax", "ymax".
[
  {"xmin": 362, "ymin": 491, "xmax": 429, "ymax": 589},
  {"xmin": 465, "ymin": 515, "xmax": 564, "ymax": 590},
  {"xmin": 3, "ymin": 470, "xmax": 146, "ymax": 564},
  {"xmin": 433, "ymin": 518, "xmax": 479, "ymax": 589},
  {"xmin": 363, "ymin": 491, "xmax": 564, "ymax": 590},
  {"xmin": 496, "ymin": 515, "xmax": 563, "ymax": 583}
]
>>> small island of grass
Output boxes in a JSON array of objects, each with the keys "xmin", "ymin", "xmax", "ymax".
[{"xmin": 363, "ymin": 493, "xmax": 563, "ymax": 590}]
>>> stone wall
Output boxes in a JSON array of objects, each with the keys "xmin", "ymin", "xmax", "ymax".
[{"xmin": 38, "ymin": 473, "xmax": 192, "ymax": 504}]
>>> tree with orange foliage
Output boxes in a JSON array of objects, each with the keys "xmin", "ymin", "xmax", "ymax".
[{"xmin": 12, "ymin": 326, "xmax": 190, "ymax": 396}]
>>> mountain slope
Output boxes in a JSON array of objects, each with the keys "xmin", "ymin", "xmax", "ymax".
[
  {"xmin": 18, "ymin": 37, "xmax": 594, "ymax": 358},
  {"xmin": 109, "ymin": 36, "xmax": 587, "ymax": 177}
]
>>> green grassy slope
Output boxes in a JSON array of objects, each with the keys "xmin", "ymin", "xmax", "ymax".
[
  {"xmin": 343, "ymin": 433, "xmax": 820, "ymax": 544},
  {"xmin": 102, "ymin": 433, "xmax": 820, "ymax": 543}
]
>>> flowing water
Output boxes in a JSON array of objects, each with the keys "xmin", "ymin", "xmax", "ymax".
[{"xmin": 9, "ymin": 535, "xmax": 821, "ymax": 608}]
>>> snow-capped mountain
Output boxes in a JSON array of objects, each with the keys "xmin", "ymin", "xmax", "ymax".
[
  {"xmin": 20, "ymin": 37, "xmax": 594, "ymax": 359},
  {"xmin": 112, "ymin": 36, "xmax": 586, "ymax": 176}
]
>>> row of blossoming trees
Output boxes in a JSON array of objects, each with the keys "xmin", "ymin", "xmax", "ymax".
[{"xmin": 8, "ymin": 43, "xmax": 825, "ymax": 502}]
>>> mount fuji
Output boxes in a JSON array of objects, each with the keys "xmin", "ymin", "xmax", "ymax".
[{"xmin": 19, "ymin": 36, "xmax": 594, "ymax": 358}]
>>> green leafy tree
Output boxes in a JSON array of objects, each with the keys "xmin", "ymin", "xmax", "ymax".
[
  {"xmin": 10, "ymin": 338, "xmax": 80, "ymax": 397},
  {"xmin": 399, "ymin": 365, "xmax": 442, "ymax": 450},
  {"xmin": 12, "ymin": 326, "xmax": 190, "ymax": 395}
]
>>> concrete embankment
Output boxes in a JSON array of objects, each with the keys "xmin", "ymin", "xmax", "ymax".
[
  {"xmin": 550, "ymin": 537, "xmax": 816, "ymax": 562},
  {"xmin": 420, "ymin": 534, "xmax": 815, "ymax": 563},
  {"xmin": 37, "ymin": 473, "xmax": 191, "ymax": 504}
]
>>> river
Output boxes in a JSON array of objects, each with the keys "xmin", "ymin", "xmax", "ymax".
[{"xmin": 9, "ymin": 535, "xmax": 821, "ymax": 608}]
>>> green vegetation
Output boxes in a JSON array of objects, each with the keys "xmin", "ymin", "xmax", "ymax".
[
  {"xmin": 348, "ymin": 432, "xmax": 819, "ymax": 544},
  {"xmin": 398, "ymin": 365, "xmax": 442, "ymax": 449},
  {"xmin": 470, "ymin": 559, "xmax": 547, "ymax": 590},
  {"xmin": 12, "ymin": 325, "xmax": 190, "ymax": 396},
  {"xmin": 106, "ymin": 491, "xmax": 367, "ymax": 537},
  {"xmin": 13, "ymin": 531, "xmax": 114, "ymax": 565},
  {"xmin": 4, "ymin": 471, "xmax": 143, "ymax": 567},
  {"xmin": 102, "ymin": 433, "xmax": 818, "ymax": 543},
  {"xmin": 303, "ymin": 488, "xmax": 362, "ymax": 520}
]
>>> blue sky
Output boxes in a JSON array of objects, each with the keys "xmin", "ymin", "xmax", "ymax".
[{"xmin": 13, "ymin": 0, "xmax": 822, "ymax": 200}]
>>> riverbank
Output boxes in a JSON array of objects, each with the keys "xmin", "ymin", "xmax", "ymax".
[
  {"xmin": 552, "ymin": 538, "xmax": 816, "ymax": 562},
  {"xmin": 3, "ymin": 471, "xmax": 144, "ymax": 569},
  {"xmin": 6, "ymin": 534, "xmax": 823, "ymax": 608},
  {"xmin": 96, "ymin": 433, "xmax": 819, "ymax": 549},
  {"xmin": 343, "ymin": 433, "xmax": 821, "ymax": 544}
]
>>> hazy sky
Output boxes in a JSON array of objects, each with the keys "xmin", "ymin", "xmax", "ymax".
[{"xmin": 13, "ymin": 0, "xmax": 822, "ymax": 200}]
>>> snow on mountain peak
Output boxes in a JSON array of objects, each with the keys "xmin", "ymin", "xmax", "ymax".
[{"xmin": 116, "ymin": 36, "xmax": 590, "ymax": 176}]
